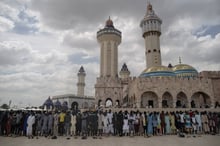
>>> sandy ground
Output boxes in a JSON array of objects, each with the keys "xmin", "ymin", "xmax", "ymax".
[{"xmin": 0, "ymin": 135, "xmax": 219, "ymax": 146}]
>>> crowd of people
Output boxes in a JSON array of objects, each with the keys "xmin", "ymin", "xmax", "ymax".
[{"xmin": 0, "ymin": 109, "xmax": 220, "ymax": 139}]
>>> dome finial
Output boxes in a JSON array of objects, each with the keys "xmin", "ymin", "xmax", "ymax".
[
  {"xmin": 146, "ymin": 0, "xmax": 155, "ymax": 16},
  {"xmin": 105, "ymin": 16, "xmax": 114, "ymax": 28},
  {"xmin": 179, "ymin": 56, "xmax": 182, "ymax": 64},
  {"xmin": 147, "ymin": 0, "xmax": 152, "ymax": 11}
]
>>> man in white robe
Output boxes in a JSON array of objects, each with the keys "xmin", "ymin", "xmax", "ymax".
[
  {"xmin": 107, "ymin": 110, "xmax": 113, "ymax": 135},
  {"xmin": 27, "ymin": 112, "xmax": 35, "ymax": 139}
]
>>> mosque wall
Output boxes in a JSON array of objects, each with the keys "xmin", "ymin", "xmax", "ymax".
[
  {"xmin": 200, "ymin": 71, "xmax": 220, "ymax": 105},
  {"xmin": 95, "ymin": 77, "xmax": 123, "ymax": 106},
  {"xmin": 127, "ymin": 77, "xmax": 215, "ymax": 108}
]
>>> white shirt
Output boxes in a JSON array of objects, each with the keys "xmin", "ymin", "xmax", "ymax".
[
  {"xmin": 27, "ymin": 115, "xmax": 35, "ymax": 126},
  {"xmin": 180, "ymin": 114, "xmax": 185, "ymax": 123},
  {"xmin": 195, "ymin": 114, "xmax": 202, "ymax": 126},
  {"xmin": 107, "ymin": 112, "xmax": 113, "ymax": 124},
  {"xmin": 103, "ymin": 116, "xmax": 108, "ymax": 127}
]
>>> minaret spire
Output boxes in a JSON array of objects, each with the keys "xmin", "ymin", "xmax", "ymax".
[{"xmin": 179, "ymin": 56, "xmax": 182, "ymax": 64}]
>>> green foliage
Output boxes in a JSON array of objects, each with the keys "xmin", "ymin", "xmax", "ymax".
[{"xmin": 0, "ymin": 103, "xmax": 9, "ymax": 109}]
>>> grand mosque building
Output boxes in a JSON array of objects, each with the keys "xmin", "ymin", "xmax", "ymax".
[
  {"xmin": 49, "ymin": 3, "xmax": 220, "ymax": 110},
  {"xmin": 94, "ymin": 3, "xmax": 220, "ymax": 109}
]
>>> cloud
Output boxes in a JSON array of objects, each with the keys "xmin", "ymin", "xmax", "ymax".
[
  {"xmin": 161, "ymin": 17, "xmax": 220, "ymax": 71},
  {"xmin": 0, "ymin": 33, "xmax": 98, "ymax": 106},
  {"xmin": 0, "ymin": 0, "xmax": 41, "ymax": 34},
  {"xmin": 0, "ymin": 41, "xmax": 31, "ymax": 66},
  {"xmin": 12, "ymin": 9, "xmax": 39, "ymax": 34},
  {"xmin": 61, "ymin": 29, "xmax": 97, "ymax": 56},
  {"xmin": 0, "ymin": 16, "xmax": 14, "ymax": 32},
  {"xmin": 29, "ymin": 0, "xmax": 144, "ymax": 30},
  {"xmin": 193, "ymin": 25, "xmax": 220, "ymax": 38},
  {"xmin": 0, "ymin": 1, "xmax": 20, "ymax": 22}
]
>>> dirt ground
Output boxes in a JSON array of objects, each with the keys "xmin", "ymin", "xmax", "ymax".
[{"xmin": 0, "ymin": 135, "xmax": 220, "ymax": 146}]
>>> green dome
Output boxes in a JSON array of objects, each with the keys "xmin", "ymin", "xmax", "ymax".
[
  {"xmin": 140, "ymin": 66, "xmax": 175, "ymax": 77},
  {"xmin": 173, "ymin": 64, "xmax": 198, "ymax": 77}
]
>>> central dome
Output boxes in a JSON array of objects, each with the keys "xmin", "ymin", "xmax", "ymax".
[{"xmin": 140, "ymin": 65, "xmax": 175, "ymax": 77}]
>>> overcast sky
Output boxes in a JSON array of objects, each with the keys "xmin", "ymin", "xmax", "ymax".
[{"xmin": 0, "ymin": 0, "xmax": 220, "ymax": 108}]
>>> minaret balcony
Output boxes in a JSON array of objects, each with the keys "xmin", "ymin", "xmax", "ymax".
[{"xmin": 97, "ymin": 28, "xmax": 121, "ymax": 38}]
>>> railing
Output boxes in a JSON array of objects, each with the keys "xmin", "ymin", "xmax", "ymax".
[{"xmin": 97, "ymin": 28, "xmax": 121, "ymax": 37}]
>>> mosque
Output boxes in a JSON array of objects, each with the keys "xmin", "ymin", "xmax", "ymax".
[
  {"xmin": 94, "ymin": 3, "xmax": 220, "ymax": 109},
  {"xmin": 47, "ymin": 2, "xmax": 220, "ymax": 110}
]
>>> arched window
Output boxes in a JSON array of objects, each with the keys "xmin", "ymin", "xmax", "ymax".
[{"xmin": 105, "ymin": 98, "xmax": 113, "ymax": 108}]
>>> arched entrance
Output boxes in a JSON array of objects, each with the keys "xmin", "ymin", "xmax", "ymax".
[
  {"xmin": 191, "ymin": 92, "xmax": 211, "ymax": 108},
  {"xmin": 176, "ymin": 92, "xmax": 188, "ymax": 108},
  {"xmin": 71, "ymin": 102, "xmax": 78, "ymax": 110},
  {"xmin": 191, "ymin": 100, "xmax": 196, "ymax": 108},
  {"xmin": 162, "ymin": 92, "xmax": 173, "ymax": 108},
  {"xmin": 141, "ymin": 91, "xmax": 158, "ymax": 108},
  {"xmin": 105, "ymin": 98, "xmax": 113, "ymax": 108}
]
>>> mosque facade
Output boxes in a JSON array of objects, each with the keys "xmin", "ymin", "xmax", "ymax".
[{"xmin": 95, "ymin": 3, "xmax": 220, "ymax": 109}]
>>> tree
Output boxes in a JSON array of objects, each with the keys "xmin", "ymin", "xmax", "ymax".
[{"xmin": 0, "ymin": 103, "xmax": 9, "ymax": 109}]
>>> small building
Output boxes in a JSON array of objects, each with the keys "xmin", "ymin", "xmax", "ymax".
[
  {"xmin": 51, "ymin": 94, "xmax": 95, "ymax": 110},
  {"xmin": 43, "ymin": 66, "xmax": 95, "ymax": 111}
]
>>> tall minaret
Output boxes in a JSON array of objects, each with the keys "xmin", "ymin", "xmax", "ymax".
[
  {"xmin": 140, "ymin": 3, "xmax": 162, "ymax": 68},
  {"xmin": 97, "ymin": 17, "xmax": 121, "ymax": 78},
  {"xmin": 77, "ymin": 66, "xmax": 86, "ymax": 97}
]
